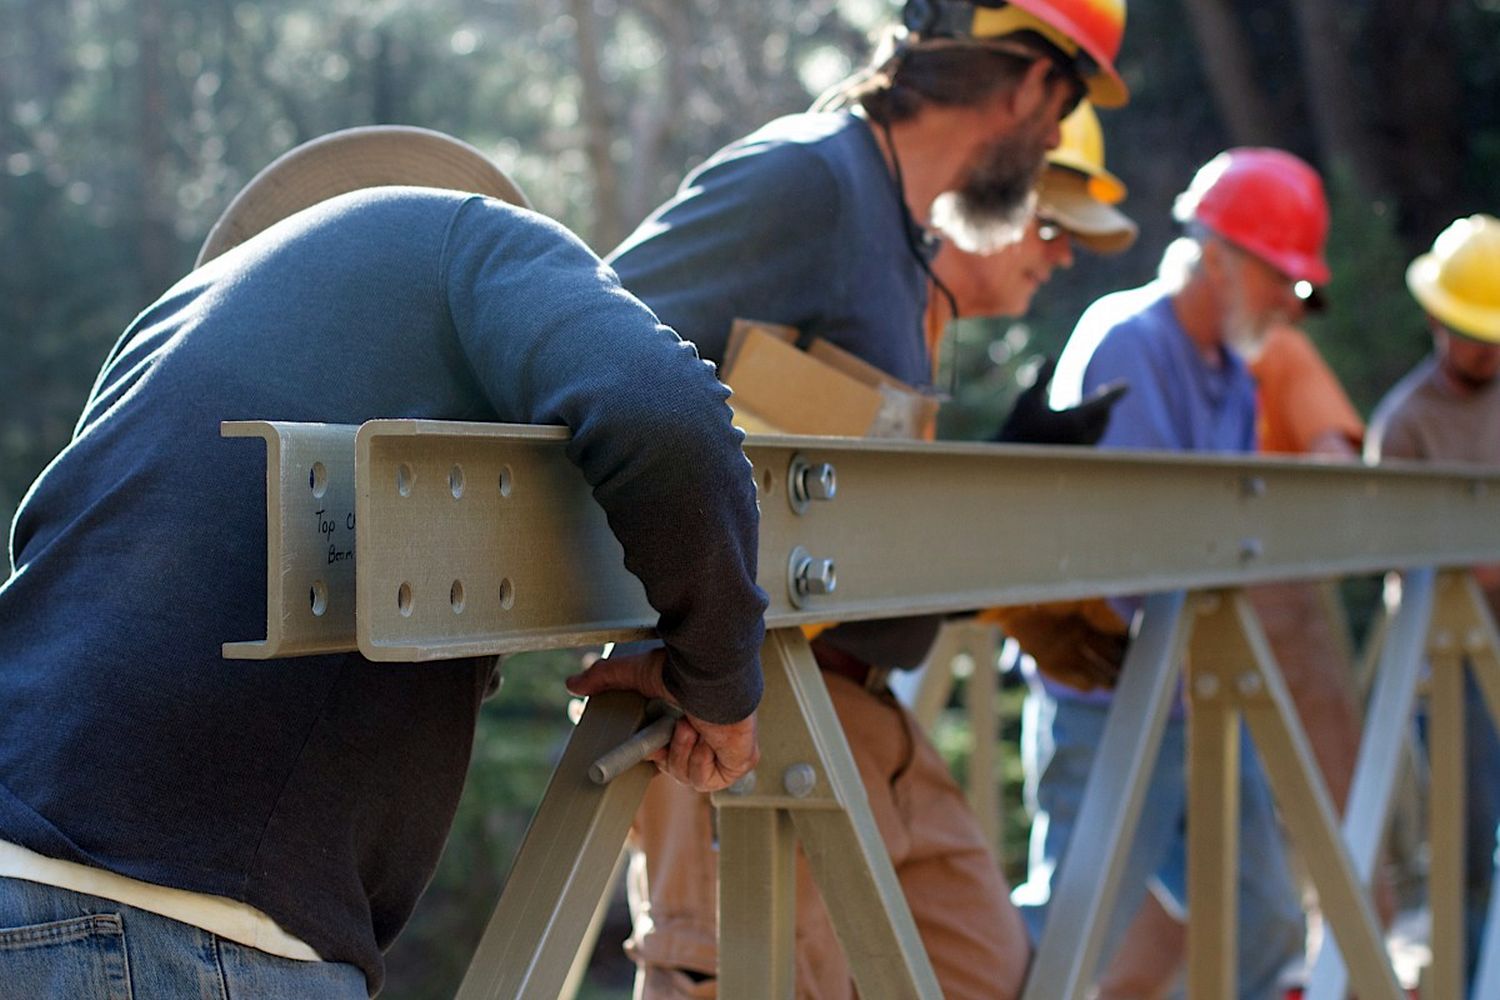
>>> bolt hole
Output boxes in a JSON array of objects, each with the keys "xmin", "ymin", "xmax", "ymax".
[
  {"xmin": 760, "ymin": 467, "xmax": 775, "ymax": 494},
  {"xmin": 498, "ymin": 465, "xmax": 513, "ymax": 497},
  {"xmin": 309, "ymin": 580, "xmax": 327, "ymax": 617},
  {"xmin": 398, "ymin": 582, "xmax": 413, "ymax": 617},
  {"xmin": 450, "ymin": 580, "xmax": 465, "ymax": 613},
  {"xmin": 499, "ymin": 577, "xmax": 515, "ymax": 610},
  {"xmin": 396, "ymin": 464, "xmax": 414, "ymax": 497},
  {"xmin": 449, "ymin": 465, "xmax": 465, "ymax": 499},
  {"xmin": 309, "ymin": 462, "xmax": 327, "ymax": 498}
]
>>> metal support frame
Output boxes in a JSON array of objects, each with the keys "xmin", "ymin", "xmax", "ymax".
[
  {"xmin": 904, "ymin": 621, "xmax": 1003, "ymax": 851},
  {"xmin": 1022, "ymin": 591, "xmax": 1191, "ymax": 1000},
  {"xmin": 227, "ymin": 420, "xmax": 1500, "ymax": 997},
  {"xmin": 715, "ymin": 629, "xmax": 941, "ymax": 999}
]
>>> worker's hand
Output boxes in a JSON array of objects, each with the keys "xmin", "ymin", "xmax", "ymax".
[
  {"xmin": 566, "ymin": 649, "xmax": 759, "ymax": 793},
  {"xmin": 995, "ymin": 357, "xmax": 1128, "ymax": 446},
  {"xmin": 979, "ymin": 599, "xmax": 1129, "ymax": 691}
]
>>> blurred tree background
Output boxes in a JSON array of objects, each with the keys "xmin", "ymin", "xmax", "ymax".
[{"xmin": 4, "ymin": 0, "xmax": 1500, "ymax": 996}]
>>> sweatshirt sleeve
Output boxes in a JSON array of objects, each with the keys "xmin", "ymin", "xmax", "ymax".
[{"xmin": 440, "ymin": 197, "xmax": 767, "ymax": 723}]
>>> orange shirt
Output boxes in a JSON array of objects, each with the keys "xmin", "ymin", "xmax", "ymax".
[{"xmin": 1249, "ymin": 325, "xmax": 1365, "ymax": 455}]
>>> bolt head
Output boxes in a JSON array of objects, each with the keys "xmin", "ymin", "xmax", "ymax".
[
  {"xmin": 783, "ymin": 763, "xmax": 817, "ymax": 798},
  {"xmin": 805, "ymin": 464, "xmax": 838, "ymax": 501}
]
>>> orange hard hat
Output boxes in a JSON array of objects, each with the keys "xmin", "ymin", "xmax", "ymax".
[
  {"xmin": 903, "ymin": 0, "xmax": 1129, "ymax": 108},
  {"xmin": 1172, "ymin": 148, "xmax": 1331, "ymax": 286}
]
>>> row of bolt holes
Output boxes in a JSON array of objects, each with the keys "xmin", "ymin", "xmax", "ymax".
[
  {"xmin": 303, "ymin": 461, "xmax": 518, "ymax": 617},
  {"xmin": 395, "ymin": 462, "xmax": 515, "ymax": 616},
  {"xmin": 396, "ymin": 462, "xmax": 513, "ymax": 500},
  {"xmin": 308, "ymin": 578, "xmax": 515, "ymax": 618}
]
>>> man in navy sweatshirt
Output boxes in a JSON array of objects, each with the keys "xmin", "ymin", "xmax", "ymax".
[{"xmin": 0, "ymin": 179, "xmax": 767, "ymax": 996}]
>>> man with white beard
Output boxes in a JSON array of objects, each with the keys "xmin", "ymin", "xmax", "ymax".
[
  {"xmin": 1017, "ymin": 148, "xmax": 1332, "ymax": 999},
  {"xmin": 603, "ymin": 2, "xmax": 1130, "ymax": 996}
]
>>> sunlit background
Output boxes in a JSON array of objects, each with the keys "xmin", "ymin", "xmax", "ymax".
[{"xmin": 5, "ymin": 1, "xmax": 1500, "ymax": 995}]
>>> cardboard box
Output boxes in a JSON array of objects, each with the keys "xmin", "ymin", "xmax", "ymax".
[{"xmin": 721, "ymin": 319, "xmax": 938, "ymax": 440}]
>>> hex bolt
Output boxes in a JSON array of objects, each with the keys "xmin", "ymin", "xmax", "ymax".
[
  {"xmin": 1194, "ymin": 674, "xmax": 1220, "ymax": 700},
  {"xmin": 801, "ymin": 463, "xmax": 838, "ymax": 501},
  {"xmin": 1236, "ymin": 672, "xmax": 1263, "ymax": 698},
  {"xmin": 783, "ymin": 763, "xmax": 818, "ymax": 799},
  {"xmin": 1466, "ymin": 629, "xmax": 1488, "ymax": 654},
  {"xmin": 1432, "ymin": 629, "xmax": 1455, "ymax": 652},
  {"xmin": 1239, "ymin": 537, "xmax": 1263, "ymax": 562},
  {"xmin": 1240, "ymin": 475, "xmax": 1267, "ymax": 499},
  {"xmin": 787, "ymin": 455, "xmax": 837, "ymax": 513},
  {"xmin": 796, "ymin": 557, "xmax": 838, "ymax": 597}
]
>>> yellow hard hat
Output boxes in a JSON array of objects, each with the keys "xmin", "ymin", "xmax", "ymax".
[
  {"xmin": 1407, "ymin": 214, "xmax": 1500, "ymax": 344},
  {"xmin": 1046, "ymin": 101, "xmax": 1126, "ymax": 205},
  {"xmin": 1037, "ymin": 101, "xmax": 1136, "ymax": 254}
]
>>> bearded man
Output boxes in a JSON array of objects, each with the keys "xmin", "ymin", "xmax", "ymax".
[
  {"xmin": 1018, "ymin": 148, "xmax": 1332, "ymax": 999},
  {"xmin": 602, "ymin": 2, "xmax": 1131, "ymax": 997}
]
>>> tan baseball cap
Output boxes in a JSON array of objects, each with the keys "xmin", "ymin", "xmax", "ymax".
[
  {"xmin": 1037, "ymin": 164, "xmax": 1137, "ymax": 255},
  {"xmin": 196, "ymin": 125, "xmax": 530, "ymax": 267}
]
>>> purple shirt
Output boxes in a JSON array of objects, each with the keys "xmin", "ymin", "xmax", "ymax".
[{"xmin": 1042, "ymin": 283, "xmax": 1258, "ymax": 703}]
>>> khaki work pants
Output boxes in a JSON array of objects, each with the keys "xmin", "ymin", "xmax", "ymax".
[{"xmin": 625, "ymin": 672, "xmax": 1030, "ymax": 999}]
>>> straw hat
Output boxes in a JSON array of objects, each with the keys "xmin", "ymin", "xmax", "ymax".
[{"xmin": 196, "ymin": 125, "xmax": 530, "ymax": 267}]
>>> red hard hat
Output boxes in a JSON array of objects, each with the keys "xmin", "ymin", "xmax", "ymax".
[
  {"xmin": 1172, "ymin": 148, "xmax": 1331, "ymax": 286},
  {"xmin": 904, "ymin": 0, "xmax": 1129, "ymax": 107}
]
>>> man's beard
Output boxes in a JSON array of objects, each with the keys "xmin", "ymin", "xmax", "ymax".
[
  {"xmin": 1222, "ymin": 297, "xmax": 1277, "ymax": 362},
  {"xmin": 929, "ymin": 110, "xmax": 1050, "ymax": 254}
]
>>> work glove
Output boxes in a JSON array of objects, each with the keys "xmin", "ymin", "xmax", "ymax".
[
  {"xmin": 978, "ymin": 598, "xmax": 1129, "ymax": 691},
  {"xmin": 995, "ymin": 357, "xmax": 1128, "ymax": 446}
]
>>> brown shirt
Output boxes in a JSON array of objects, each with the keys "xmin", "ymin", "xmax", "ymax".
[
  {"xmin": 1368, "ymin": 355, "xmax": 1500, "ymax": 465},
  {"xmin": 1368, "ymin": 354, "xmax": 1500, "ymax": 615}
]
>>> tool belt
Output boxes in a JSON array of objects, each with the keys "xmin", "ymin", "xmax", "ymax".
[{"xmin": 810, "ymin": 638, "xmax": 892, "ymax": 693}]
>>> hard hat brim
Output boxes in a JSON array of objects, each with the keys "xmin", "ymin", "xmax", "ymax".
[
  {"xmin": 196, "ymin": 126, "xmax": 530, "ymax": 267},
  {"xmin": 1038, "ymin": 169, "xmax": 1137, "ymax": 255},
  {"xmin": 1408, "ymin": 253, "xmax": 1500, "ymax": 344}
]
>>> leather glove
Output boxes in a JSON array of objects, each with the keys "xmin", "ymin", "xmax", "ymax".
[
  {"xmin": 978, "ymin": 598, "xmax": 1129, "ymax": 691},
  {"xmin": 995, "ymin": 357, "xmax": 1128, "ymax": 446}
]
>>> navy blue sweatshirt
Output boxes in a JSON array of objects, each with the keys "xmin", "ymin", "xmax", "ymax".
[{"xmin": 0, "ymin": 188, "xmax": 766, "ymax": 992}]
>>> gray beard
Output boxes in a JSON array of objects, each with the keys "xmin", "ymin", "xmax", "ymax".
[{"xmin": 930, "ymin": 188, "xmax": 1037, "ymax": 254}]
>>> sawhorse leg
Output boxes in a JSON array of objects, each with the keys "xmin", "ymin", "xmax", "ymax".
[
  {"xmin": 715, "ymin": 628, "xmax": 943, "ymax": 999},
  {"xmin": 1431, "ymin": 572, "xmax": 1500, "ymax": 1000},
  {"xmin": 457, "ymin": 691, "xmax": 656, "ymax": 999},
  {"xmin": 1022, "ymin": 591, "xmax": 1191, "ymax": 1000},
  {"xmin": 1188, "ymin": 589, "xmax": 1403, "ymax": 1000},
  {"xmin": 1306, "ymin": 568, "xmax": 1435, "ymax": 999}
]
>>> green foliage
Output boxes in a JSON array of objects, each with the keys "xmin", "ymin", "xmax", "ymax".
[
  {"xmin": 6, "ymin": 1, "xmax": 1500, "ymax": 993},
  {"xmin": 1303, "ymin": 165, "xmax": 1429, "ymax": 418}
]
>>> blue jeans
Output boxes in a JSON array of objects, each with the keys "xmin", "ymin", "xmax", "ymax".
[
  {"xmin": 0, "ymin": 877, "xmax": 368, "ymax": 999},
  {"xmin": 1013, "ymin": 685, "xmax": 1304, "ymax": 1000}
]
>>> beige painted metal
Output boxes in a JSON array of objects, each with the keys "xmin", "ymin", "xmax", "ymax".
[
  {"xmin": 559, "ymin": 846, "xmax": 626, "ymax": 1000},
  {"xmin": 906, "ymin": 622, "xmax": 1003, "ymax": 850},
  {"xmin": 1428, "ymin": 641, "xmax": 1466, "ymax": 1000},
  {"xmin": 336, "ymin": 421, "xmax": 1500, "ymax": 659},
  {"xmin": 1022, "ymin": 590, "xmax": 1191, "ymax": 1000},
  {"xmin": 715, "ymin": 629, "xmax": 942, "ymax": 1000},
  {"xmin": 1186, "ymin": 594, "xmax": 1243, "ymax": 1000},
  {"xmin": 456, "ymin": 691, "xmax": 654, "ymax": 1000},
  {"xmin": 1306, "ymin": 568, "xmax": 1436, "ymax": 999},
  {"xmin": 718, "ymin": 809, "xmax": 797, "ymax": 999},
  {"xmin": 220, "ymin": 421, "xmax": 359, "ymax": 658},
  {"xmin": 1215, "ymin": 590, "xmax": 1402, "ymax": 999}
]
